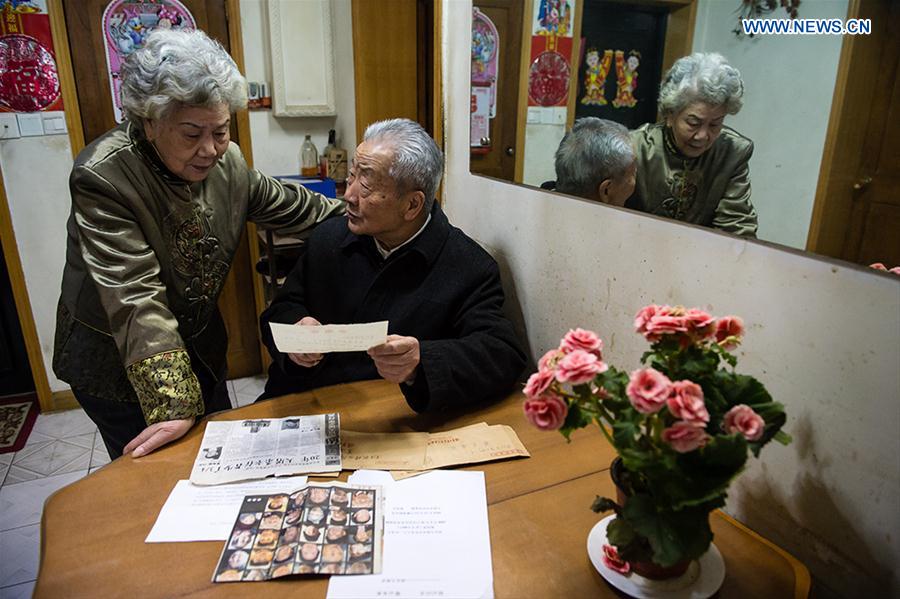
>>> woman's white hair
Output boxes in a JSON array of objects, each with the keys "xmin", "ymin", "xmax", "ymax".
[
  {"xmin": 657, "ymin": 52, "xmax": 744, "ymax": 117},
  {"xmin": 363, "ymin": 118, "xmax": 444, "ymax": 213},
  {"xmin": 119, "ymin": 28, "xmax": 247, "ymax": 123}
]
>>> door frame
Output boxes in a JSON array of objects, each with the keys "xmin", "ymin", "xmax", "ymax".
[
  {"xmin": 0, "ymin": 0, "xmax": 256, "ymax": 412},
  {"xmin": 806, "ymin": 0, "xmax": 892, "ymax": 259}
]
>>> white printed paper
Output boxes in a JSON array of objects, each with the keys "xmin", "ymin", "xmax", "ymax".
[
  {"xmin": 270, "ymin": 321, "xmax": 389, "ymax": 353},
  {"xmin": 146, "ymin": 476, "xmax": 309, "ymax": 543},
  {"xmin": 190, "ymin": 414, "xmax": 342, "ymax": 485},
  {"xmin": 327, "ymin": 470, "xmax": 494, "ymax": 599}
]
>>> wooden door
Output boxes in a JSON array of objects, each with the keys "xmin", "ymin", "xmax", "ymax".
[
  {"xmin": 843, "ymin": 1, "xmax": 900, "ymax": 266},
  {"xmin": 59, "ymin": 0, "xmax": 261, "ymax": 378},
  {"xmin": 470, "ymin": 0, "xmax": 523, "ymax": 183},
  {"xmin": 808, "ymin": 0, "xmax": 900, "ymax": 267}
]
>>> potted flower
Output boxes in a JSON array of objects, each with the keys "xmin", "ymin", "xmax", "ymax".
[{"xmin": 523, "ymin": 305, "xmax": 791, "ymax": 579}]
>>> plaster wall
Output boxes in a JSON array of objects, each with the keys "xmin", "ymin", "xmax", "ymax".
[
  {"xmin": 0, "ymin": 134, "xmax": 72, "ymax": 392},
  {"xmin": 442, "ymin": 2, "xmax": 900, "ymax": 596},
  {"xmin": 239, "ymin": 0, "xmax": 357, "ymax": 176}
]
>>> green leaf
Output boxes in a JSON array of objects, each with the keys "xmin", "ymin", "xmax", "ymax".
[
  {"xmin": 622, "ymin": 494, "xmax": 715, "ymax": 566},
  {"xmin": 591, "ymin": 496, "xmax": 620, "ymax": 514}
]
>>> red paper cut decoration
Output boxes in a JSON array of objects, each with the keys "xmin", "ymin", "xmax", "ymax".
[
  {"xmin": 0, "ymin": 33, "xmax": 59, "ymax": 112},
  {"xmin": 528, "ymin": 50, "xmax": 570, "ymax": 107}
]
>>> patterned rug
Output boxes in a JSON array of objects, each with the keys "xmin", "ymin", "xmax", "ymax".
[{"xmin": 0, "ymin": 393, "xmax": 39, "ymax": 454}]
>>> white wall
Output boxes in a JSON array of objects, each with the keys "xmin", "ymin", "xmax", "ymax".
[
  {"xmin": 0, "ymin": 135, "xmax": 72, "ymax": 393},
  {"xmin": 691, "ymin": 0, "xmax": 849, "ymax": 250},
  {"xmin": 443, "ymin": 2, "xmax": 899, "ymax": 597},
  {"xmin": 239, "ymin": 0, "xmax": 356, "ymax": 176}
]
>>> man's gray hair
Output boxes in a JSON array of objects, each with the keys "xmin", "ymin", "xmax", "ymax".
[
  {"xmin": 657, "ymin": 52, "xmax": 744, "ymax": 117},
  {"xmin": 119, "ymin": 28, "xmax": 248, "ymax": 123},
  {"xmin": 555, "ymin": 118, "xmax": 634, "ymax": 199},
  {"xmin": 363, "ymin": 118, "xmax": 443, "ymax": 213}
]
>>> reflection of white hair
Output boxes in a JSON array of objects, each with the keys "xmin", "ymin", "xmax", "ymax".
[
  {"xmin": 555, "ymin": 117, "xmax": 634, "ymax": 199},
  {"xmin": 119, "ymin": 29, "xmax": 247, "ymax": 123},
  {"xmin": 657, "ymin": 52, "xmax": 744, "ymax": 117}
]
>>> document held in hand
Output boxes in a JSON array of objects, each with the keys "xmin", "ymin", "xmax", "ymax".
[{"xmin": 270, "ymin": 321, "xmax": 389, "ymax": 353}]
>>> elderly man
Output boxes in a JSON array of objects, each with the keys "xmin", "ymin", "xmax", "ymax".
[
  {"xmin": 554, "ymin": 117, "xmax": 636, "ymax": 206},
  {"xmin": 259, "ymin": 118, "xmax": 527, "ymax": 411}
]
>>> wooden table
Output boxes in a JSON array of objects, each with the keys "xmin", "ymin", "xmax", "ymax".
[{"xmin": 35, "ymin": 380, "xmax": 809, "ymax": 598}]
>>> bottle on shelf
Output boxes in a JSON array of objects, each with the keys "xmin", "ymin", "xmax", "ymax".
[
  {"xmin": 320, "ymin": 129, "xmax": 336, "ymax": 178},
  {"xmin": 300, "ymin": 135, "xmax": 319, "ymax": 177}
]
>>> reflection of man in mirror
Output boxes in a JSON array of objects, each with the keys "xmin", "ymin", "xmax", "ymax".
[
  {"xmin": 553, "ymin": 117, "xmax": 636, "ymax": 207},
  {"xmin": 259, "ymin": 118, "xmax": 526, "ymax": 412}
]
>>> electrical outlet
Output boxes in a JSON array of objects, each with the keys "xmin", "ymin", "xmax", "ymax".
[
  {"xmin": 41, "ymin": 110, "xmax": 67, "ymax": 135},
  {"xmin": 0, "ymin": 113, "xmax": 20, "ymax": 139}
]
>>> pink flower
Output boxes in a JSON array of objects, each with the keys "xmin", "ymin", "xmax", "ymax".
[
  {"xmin": 560, "ymin": 328, "xmax": 603, "ymax": 357},
  {"xmin": 555, "ymin": 350, "xmax": 608, "ymax": 385},
  {"xmin": 715, "ymin": 316, "xmax": 745, "ymax": 350},
  {"xmin": 523, "ymin": 396, "xmax": 568, "ymax": 431},
  {"xmin": 626, "ymin": 368, "xmax": 672, "ymax": 414},
  {"xmin": 667, "ymin": 381, "xmax": 709, "ymax": 426},
  {"xmin": 523, "ymin": 369, "xmax": 555, "ymax": 399},
  {"xmin": 869, "ymin": 262, "xmax": 888, "ymax": 271},
  {"xmin": 538, "ymin": 349, "xmax": 563, "ymax": 370},
  {"xmin": 723, "ymin": 404, "xmax": 765, "ymax": 441},
  {"xmin": 601, "ymin": 544, "xmax": 630, "ymax": 575},
  {"xmin": 662, "ymin": 422, "xmax": 709, "ymax": 453},
  {"xmin": 645, "ymin": 313, "xmax": 689, "ymax": 341},
  {"xmin": 684, "ymin": 308, "xmax": 716, "ymax": 340},
  {"xmin": 634, "ymin": 304, "xmax": 662, "ymax": 335},
  {"xmin": 891, "ymin": 267, "xmax": 900, "ymax": 276}
]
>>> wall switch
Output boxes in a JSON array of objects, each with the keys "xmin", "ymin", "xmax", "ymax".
[
  {"xmin": 41, "ymin": 110, "xmax": 67, "ymax": 135},
  {"xmin": 0, "ymin": 113, "xmax": 20, "ymax": 139},
  {"xmin": 16, "ymin": 113, "xmax": 44, "ymax": 137}
]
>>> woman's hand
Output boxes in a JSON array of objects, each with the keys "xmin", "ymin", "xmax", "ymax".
[{"xmin": 124, "ymin": 417, "xmax": 195, "ymax": 458}]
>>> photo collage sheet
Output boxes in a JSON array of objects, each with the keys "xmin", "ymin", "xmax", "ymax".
[{"xmin": 214, "ymin": 483, "xmax": 382, "ymax": 582}]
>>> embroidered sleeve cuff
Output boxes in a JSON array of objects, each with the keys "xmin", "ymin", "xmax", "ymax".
[{"xmin": 125, "ymin": 349, "xmax": 204, "ymax": 425}]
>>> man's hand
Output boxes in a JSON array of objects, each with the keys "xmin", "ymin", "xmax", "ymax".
[
  {"xmin": 368, "ymin": 334, "xmax": 420, "ymax": 384},
  {"xmin": 288, "ymin": 316, "xmax": 325, "ymax": 367},
  {"xmin": 123, "ymin": 417, "xmax": 195, "ymax": 458}
]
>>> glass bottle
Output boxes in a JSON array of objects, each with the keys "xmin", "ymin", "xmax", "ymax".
[
  {"xmin": 320, "ymin": 129, "xmax": 336, "ymax": 178},
  {"xmin": 300, "ymin": 135, "xmax": 318, "ymax": 177}
]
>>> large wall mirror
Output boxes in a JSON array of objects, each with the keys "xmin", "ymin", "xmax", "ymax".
[{"xmin": 468, "ymin": 0, "xmax": 899, "ymax": 270}]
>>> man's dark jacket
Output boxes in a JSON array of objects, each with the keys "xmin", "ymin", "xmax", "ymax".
[{"xmin": 260, "ymin": 204, "xmax": 527, "ymax": 412}]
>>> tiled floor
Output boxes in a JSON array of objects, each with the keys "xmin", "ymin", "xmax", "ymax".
[{"xmin": 0, "ymin": 375, "xmax": 266, "ymax": 598}]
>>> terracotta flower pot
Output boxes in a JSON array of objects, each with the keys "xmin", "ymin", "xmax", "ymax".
[{"xmin": 609, "ymin": 458, "xmax": 693, "ymax": 580}]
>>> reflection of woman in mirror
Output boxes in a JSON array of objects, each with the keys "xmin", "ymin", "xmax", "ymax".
[{"xmin": 631, "ymin": 53, "xmax": 758, "ymax": 237}]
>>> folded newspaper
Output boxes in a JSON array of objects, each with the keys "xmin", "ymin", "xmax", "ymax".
[
  {"xmin": 212, "ymin": 482, "xmax": 383, "ymax": 581},
  {"xmin": 190, "ymin": 414, "xmax": 342, "ymax": 485}
]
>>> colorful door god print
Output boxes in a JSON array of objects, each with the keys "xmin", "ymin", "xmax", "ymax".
[
  {"xmin": 102, "ymin": 0, "xmax": 195, "ymax": 122},
  {"xmin": 612, "ymin": 50, "xmax": 639, "ymax": 108},
  {"xmin": 580, "ymin": 48, "xmax": 611, "ymax": 106}
]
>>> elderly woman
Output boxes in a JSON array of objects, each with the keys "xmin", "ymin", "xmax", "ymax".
[
  {"xmin": 631, "ymin": 53, "xmax": 758, "ymax": 237},
  {"xmin": 53, "ymin": 29, "xmax": 343, "ymax": 459}
]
